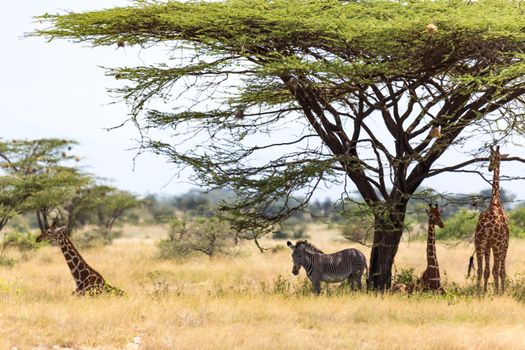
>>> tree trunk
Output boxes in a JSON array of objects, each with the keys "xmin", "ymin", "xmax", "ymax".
[
  {"xmin": 368, "ymin": 201, "xmax": 407, "ymax": 290},
  {"xmin": 36, "ymin": 209, "xmax": 46, "ymax": 235}
]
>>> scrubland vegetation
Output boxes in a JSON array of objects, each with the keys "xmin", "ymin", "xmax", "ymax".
[{"xmin": 2, "ymin": 224, "xmax": 525, "ymax": 349}]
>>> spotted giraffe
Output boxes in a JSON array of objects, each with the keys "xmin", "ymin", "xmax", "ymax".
[
  {"xmin": 469, "ymin": 145, "xmax": 510, "ymax": 293},
  {"xmin": 36, "ymin": 224, "xmax": 125, "ymax": 296},
  {"xmin": 420, "ymin": 203, "xmax": 444, "ymax": 291}
]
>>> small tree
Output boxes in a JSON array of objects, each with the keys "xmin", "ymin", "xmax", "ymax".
[
  {"xmin": 0, "ymin": 175, "xmax": 29, "ymax": 232},
  {"xmin": 92, "ymin": 186, "xmax": 142, "ymax": 240},
  {"xmin": 158, "ymin": 217, "xmax": 236, "ymax": 258},
  {"xmin": 0, "ymin": 139, "xmax": 87, "ymax": 234},
  {"xmin": 60, "ymin": 180, "xmax": 103, "ymax": 233}
]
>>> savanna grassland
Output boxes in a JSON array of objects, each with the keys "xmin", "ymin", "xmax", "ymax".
[{"xmin": 2, "ymin": 224, "xmax": 525, "ymax": 350}]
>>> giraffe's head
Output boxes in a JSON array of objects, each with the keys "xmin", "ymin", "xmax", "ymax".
[
  {"xmin": 287, "ymin": 240, "xmax": 307, "ymax": 275},
  {"xmin": 426, "ymin": 203, "xmax": 444, "ymax": 228},
  {"xmin": 488, "ymin": 145, "xmax": 508, "ymax": 172},
  {"xmin": 36, "ymin": 223, "xmax": 67, "ymax": 243}
]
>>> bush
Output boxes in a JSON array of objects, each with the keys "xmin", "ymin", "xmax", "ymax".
[
  {"xmin": 437, "ymin": 208, "xmax": 478, "ymax": 240},
  {"xmin": 510, "ymin": 275, "xmax": 525, "ymax": 303},
  {"xmin": 393, "ymin": 266, "xmax": 417, "ymax": 286},
  {"xmin": 158, "ymin": 217, "xmax": 237, "ymax": 259},
  {"xmin": 509, "ymin": 207, "xmax": 525, "ymax": 238},
  {"xmin": 437, "ymin": 207, "xmax": 525, "ymax": 239},
  {"xmin": 0, "ymin": 229, "xmax": 41, "ymax": 264}
]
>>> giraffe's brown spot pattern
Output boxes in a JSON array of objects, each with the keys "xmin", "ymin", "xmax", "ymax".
[
  {"xmin": 44, "ymin": 226, "xmax": 125, "ymax": 296},
  {"xmin": 474, "ymin": 146, "xmax": 510, "ymax": 293},
  {"xmin": 420, "ymin": 204, "xmax": 443, "ymax": 291}
]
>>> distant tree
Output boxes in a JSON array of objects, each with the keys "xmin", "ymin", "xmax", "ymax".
[
  {"xmin": 0, "ymin": 175, "xmax": 28, "ymax": 232},
  {"xmin": 59, "ymin": 180, "xmax": 102, "ymax": 233},
  {"xmin": 92, "ymin": 186, "xmax": 142, "ymax": 240},
  {"xmin": 0, "ymin": 139, "xmax": 87, "ymax": 234},
  {"xmin": 478, "ymin": 188, "xmax": 516, "ymax": 211},
  {"xmin": 35, "ymin": 0, "xmax": 525, "ymax": 288},
  {"xmin": 172, "ymin": 190, "xmax": 211, "ymax": 215},
  {"xmin": 321, "ymin": 198, "xmax": 332, "ymax": 218}
]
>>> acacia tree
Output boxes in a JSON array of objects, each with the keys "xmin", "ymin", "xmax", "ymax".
[
  {"xmin": 91, "ymin": 185, "xmax": 142, "ymax": 240},
  {"xmin": 34, "ymin": 0, "xmax": 525, "ymax": 288},
  {"xmin": 0, "ymin": 139, "xmax": 87, "ymax": 234}
]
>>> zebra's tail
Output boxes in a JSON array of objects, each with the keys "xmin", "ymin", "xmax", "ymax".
[{"xmin": 467, "ymin": 252, "xmax": 475, "ymax": 278}]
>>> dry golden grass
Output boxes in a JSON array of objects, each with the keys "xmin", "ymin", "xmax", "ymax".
[{"xmin": 1, "ymin": 224, "xmax": 525, "ymax": 349}]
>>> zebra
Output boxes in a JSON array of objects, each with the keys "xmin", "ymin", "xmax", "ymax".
[{"xmin": 287, "ymin": 240, "xmax": 368, "ymax": 295}]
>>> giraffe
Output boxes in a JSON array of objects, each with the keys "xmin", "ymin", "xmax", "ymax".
[
  {"xmin": 36, "ymin": 223, "xmax": 125, "ymax": 296},
  {"xmin": 420, "ymin": 203, "xmax": 444, "ymax": 292},
  {"xmin": 470, "ymin": 145, "xmax": 510, "ymax": 293}
]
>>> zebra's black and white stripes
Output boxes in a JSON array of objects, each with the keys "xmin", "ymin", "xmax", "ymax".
[{"xmin": 287, "ymin": 240, "xmax": 367, "ymax": 294}]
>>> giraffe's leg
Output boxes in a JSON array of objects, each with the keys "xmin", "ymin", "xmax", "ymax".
[
  {"xmin": 483, "ymin": 247, "xmax": 491, "ymax": 292},
  {"xmin": 492, "ymin": 248, "xmax": 501, "ymax": 294},
  {"xmin": 500, "ymin": 239, "xmax": 509, "ymax": 294},
  {"xmin": 475, "ymin": 248, "xmax": 483, "ymax": 291}
]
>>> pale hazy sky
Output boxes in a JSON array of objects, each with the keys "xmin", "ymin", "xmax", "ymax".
[{"xmin": 3, "ymin": 1, "xmax": 525, "ymax": 202}]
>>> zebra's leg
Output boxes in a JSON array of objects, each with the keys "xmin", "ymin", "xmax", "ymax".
[
  {"xmin": 348, "ymin": 274, "xmax": 356, "ymax": 291},
  {"xmin": 312, "ymin": 280, "xmax": 321, "ymax": 295},
  {"xmin": 355, "ymin": 273, "xmax": 363, "ymax": 290}
]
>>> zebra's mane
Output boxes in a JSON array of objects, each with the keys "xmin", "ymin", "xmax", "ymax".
[{"xmin": 296, "ymin": 240, "xmax": 324, "ymax": 254}]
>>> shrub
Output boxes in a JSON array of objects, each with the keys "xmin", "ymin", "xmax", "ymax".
[
  {"xmin": 509, "ymin": 207, "xmax": 525, "ymax": 238},
  {"xmin": 0, "ymin": 229, "xmax": 41, "ymax": 265},
  {"xmin": 393, "ymin": 266, "xmax": 417, "ymax": 286},
  {"xmin": 509, "ymin": 275, "xmax": 525, "ymax": 303},
  {"xmin": 437, "ymin": 208, "xmax": 478, "ymax": 240},
  {"xmin": 158, "ymin": 217, "xmax": 237, "ymax": 259}
]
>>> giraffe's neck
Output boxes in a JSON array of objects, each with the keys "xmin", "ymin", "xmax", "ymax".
[
  {"xmin": 490, "ymin": 163, "xmax": 502, "ymax": 208},
  {"xmin": 426, "ymin": 224, "xmax": 438, "ymax": 269},
  {"xmin": 57, "ymin": 233, "xmax": 95, "ymax": 287},
  {"xmin": 424, "ymin": 223, "xmax": 440, "ymax": 289}
]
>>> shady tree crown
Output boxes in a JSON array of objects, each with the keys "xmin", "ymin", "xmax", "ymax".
[{"xmin": 34, "ymin": 0, "xmax": 525, "ymax": 288}]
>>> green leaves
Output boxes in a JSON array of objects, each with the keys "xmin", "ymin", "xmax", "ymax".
[
  {"xmin": 0, "ymin": 139, "xmax": 85, "ymax": 231},
  {"xmin": 31, "ymin": 0, "xmax": 525, "ymax": 242}
]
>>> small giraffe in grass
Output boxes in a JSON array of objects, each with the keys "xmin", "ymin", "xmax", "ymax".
[
  {"xmin": 420, "ymin": 203, "xmax": 444, "ymax": 292},
  {"xmin": 36, "ymin": 224, "xmax": 125, "ymax": 296},
  {"xmin": 468, "ymin": 145, "xmax": 510, "ymax": 293}
]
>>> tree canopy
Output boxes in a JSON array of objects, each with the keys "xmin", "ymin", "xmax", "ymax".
[
  {"xmin": 0, "ymin": 139, "xmax": 87, "ymax": 233},
  {"xmin": 33, "ymin": 0, "xmax": 525, "ymax": 288}
]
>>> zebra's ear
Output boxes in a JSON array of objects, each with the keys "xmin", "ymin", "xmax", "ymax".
[{"xmin": 287, "ymin": 241, "xmax": 294, "ymax": 249}]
